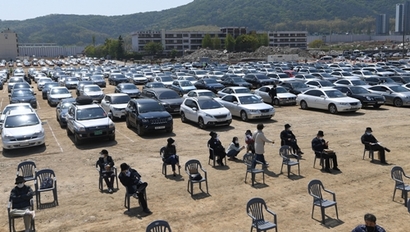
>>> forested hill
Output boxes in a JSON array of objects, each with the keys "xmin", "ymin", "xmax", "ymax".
[{"xmin": 0, "ymin": 0, "xmax": 401, "ymax": 46}]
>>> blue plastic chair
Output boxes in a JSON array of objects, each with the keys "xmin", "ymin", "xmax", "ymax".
[
  {"xmin": 243, "ymin": 153, "xmax": 265, "ymax": 186},
  {"xmin": 307, "ymin": 179, "xmax": 339, "ymax": 224},
  {"xmin": 279, "ymin": 145, "xmax": 300, "ymax": 177},
  {"xmin": 146, "ymin": 220, "xmax": 172, "ymax": 232},
  {"xmin": 391, "ymin": 166, "xmax": 410, "ymax": 207},
  {"xmin": 246, "ymin": 197, "xmax": 277, "ymax": 232}
]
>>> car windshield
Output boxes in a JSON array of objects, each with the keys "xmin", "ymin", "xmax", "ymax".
[
  {"xmin": 238, "ymin": 95, "xmax": 263, "ymax": 104},
  {"xmin": 76, "ymin": 107, "xmax": 106, "ymax": 120},
  {"xmin": 195, "ymin": 70, "xmax": 207, "ymax": 75},
  {"xmin": 362, "ymin": 71, "xmax": 373, "ymax": 75},
  {"xmin": 232, "ymin": 77, "xmax": 245, "ymax": 82},
  {"xmin": 321, "ymin": 73, "xmax": 332, "ymax": 78},
  {"xmin": 198, "ymin": 99, "xmax": 223, "ymax": 109},
  {"xmin": 351, "ymin": 80, "xmax": 367, "ymax": 85},
  {"xmin": 61, "ymin": 102, "xmax": 74, "ymax": 109},
  {"xmin": 111, "ymin": 95, "xmax": 131, "ymax": 104},
  {"xmin": 84, "ymin": 86, "xmax": 101, "ymax": 92},
  {"xmin": 213, "ymin": 71, "xmax": 223, "ymax": 75},
  {"xmin": 198, "ymin": 91, "xmax": 217, "ymax": 98},
  {"xmin": 67, "ymin": 77, "xmax": 78, "ymax": 81},
  {"xmin": 304, "ymin": 75, "xmax": 316, "ymax": 79},
  {"xmin": 380, "ymin": 78, "xmax": 395, "ymax": 83},
  {"xmin": 44, "ymin": 83, "xmax": 59, "ymax": 88},
  {"xmin": 149, "ymin": 83, "xmax": 165, "ymax": 88},
  {"xmin": 320, "ymin": 81, "xmax": 334, "ymax": 86},
  {"xmin": 276, "ymin": 87, "xmax": 288, "ymax": 93},
  {"xmin": 278, "ymin": 73, "xmax": 289, "ymax": 78},
  {"xmin": 3, "ymin": 105, "xmax": 32, "ymax": 114},
  {"xmin": 113, "ymin": 74, "xmax": 126, "ymax": 79},
  {"xmin": 122, "ymin": 84, "xmax": 137, "ymax": 90},
  {"xmin": 11, "ymin": 90, "xmax": 33, "ymax": 97},
  {"xmin": 179, "ymin": 81, "xmax": 192, "ymax": 87},
  {"xmin": 160, "ymin": 76, "xmax": 173, "ymax": 82},
  {"xmin": 4, "ymin": 114, "xmax": 39, "ymax": 128},
  {"xmin": 204, "ymin": 79, "xmax": 218, "ymax": 84},
  {"xmin": 324, "ymin": 90, "xmax": 345, "ymax": 98},
  {"xmin": 184, "ymin": 76, "xmax": 196, "ymax": 81},
  {"xmin": 91, "ymin": 76, "xmax": 104, "ymax": 80},
  {"xmin": 255, "ymin": 74, "xmax": 269, "ymax": 80},
  {"xmin": 138, "ymin": 102, "xmax": 165, "ymax": 113},
  {"xmin": 390, "ymin": 86, "xmax": 410, "ymax": 92},
  {"xmin": 51, "ymin": 88, "xmax": 69, "ymax": 94},
  {"xmin": 350, "ymin": 87, "xmax": 369, "ymax": 94},
  {"xmin": 158, "ymin": 91, "xmax": 180, "ymax": 99},
  {"xmin": 39, "ymin": 79, "xmax": 52, "ymax": 83}
]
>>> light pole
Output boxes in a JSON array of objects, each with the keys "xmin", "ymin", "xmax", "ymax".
[{"xmin": 403, "ymin": 7, "xmax": 406, "ymax": 59}]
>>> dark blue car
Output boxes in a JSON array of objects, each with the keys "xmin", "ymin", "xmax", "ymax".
[{"xmin": 194, "ymin": 79, "xmax": 225, "ymax": 93}]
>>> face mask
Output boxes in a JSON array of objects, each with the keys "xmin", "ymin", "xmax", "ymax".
[
  {"xmin": 17, "ymin": 183, "xmax": 24, "ymax": 188},
  {"xmin": 366, "ymin": 132, "xmax": 371, "ymax": 135},
  {"xmin": 100, "ymin": 155, "xmax": 104, "ymax": 158},
  {"xmin": 125, "ymin": 170, "xmax": 131, "ymax": 177},
  {"xmin": 234, "ymin": 140, "xmax": 239, "ymax": 144},
  {"xmin": 365, "ymin": 226, "xmax": 375, "ymax": 232}
]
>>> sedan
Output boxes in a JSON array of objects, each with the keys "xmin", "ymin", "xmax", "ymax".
[
  {"xmin": 243, "ymin": 73, "xmax": 275, "ymax": 88},
  {"xmin": 108, "ymin": 73, "xmax": 128, "ymax": 85},
  {"xmin": 334, "ymin": 79, "xmax": 370, "ymax": 87},
  {"xmin": 42, "ymin": 82, "xmax": 60, "ymax": 99},
  {"xmin": 280, "ymin": 80, "xmax": 312, "ymax": 95},
  {"xmin": 296, "ymin": 88, "xmax": 362, "ymax": 114},
  {"xmin": 194, "ymin": 79, "xmax": 225, "ymax": 93},
  {"xmin": 9, "ymin": 88, "xmax": 37, "ymax": 108},
  {"xmin": 218, "ymin": 94, "xmax": 275, "ymax": 121},
  {"xmin": 37, "ymin": 78, "xmax": 53, "ymax": 91},
  {"xmin": 217, "ymin": 86, "xmax": 253, "ymax": 98},
  {"xmin": 177, "ymin": 76, "xmax": 197, "ymax": 85},
  {"xmin": 333, "ymin": 86, "xmax": 385, "ymax": 108},
  {"xmin": 114, "ymin": 83, "xmax": 141, "ymax": 98},
  {"xmin": 80, "ymin": 84, "xmax": 104, "ymax": 102},
  {"xmin": 183, "ymin": 90, "xmax": 219, "ymax": 99},
  {"xmin": 220, "ymin": 76, "xmax": 252, "ymax": 88},
  {"xmin": 330, "ymin": 71, "xmax": 360, "ymax": 80},
  {"xmin": 169, "ymin": 80, "xmax": 197, "ymax": 96},
  {"xmin": 305, "ymin": 80, "xmax": 335, "ymax": 88},
  {"xmin": 90, "ymin": 75, "xmax": 106, "ymax": 88},
  {"xmin": 56, "ymin": 98, "xmax": 76, "ymax": 127},
  {"xmin": 367, "ymin": 85, "xmax": 410, "ymax": 107},
  {"xmin": 47, "ymin": 87, "xmax": 72, "ymax": 106},
  {"xmin": 254, "ymin": 86, "xmax": 297, "ymax": 106},
  {"xmin": 0, "ymin": 103, "xmax": 34, "ymax": 130},
  {"xmin": 142, "ymin": 82, "xmax": 166, "ymax": 90},
  {"xmin": 63, "ymin": 77, "xmax": 79, "ymax": 89},
  {"xmin": 154, "ymin": 76, "xmax": 174, "ymax": 87}
]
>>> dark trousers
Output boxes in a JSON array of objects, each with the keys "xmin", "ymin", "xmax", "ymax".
[
  {"xmin": 322, "ymin": 152, "xmax": 338, "ymax": 169},
  {"xmin": 247, "ymin": 143, "xmax": 255, "ymax": 154},
  {"xmin": 252, "ymin": 153, "xmax": 267, "ymax": 168},
  {"xmin": 227, "ymin": 149, "xmax": 240, "ymax": 157},
  {"xmin": 165, "ymin": 155, "xmax": 179, "ymax": 171},
  {"xmin": 270, "ymin": 96, "xmax": 279, "ymax": 106},
  {"xmin": 284, "ymin": 139, "xmax": 300, "ymax": 153},
  {"xmin": 102, "ymin": 171, "xmax": 114, "ymax": 189},
  {"xmin": 210, "ymin": 150, "xmax": 226, "ymax": 163},
  {"xmin": 370, "ymin": 144, "xmax": 386, "ymax": 163},
  {"xmin": 127, "ymin": 185, "xmax": 148, "ymax": 210}
]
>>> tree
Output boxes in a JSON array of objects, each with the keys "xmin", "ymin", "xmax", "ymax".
[
  {"xmin": 212, "ymin": 37, "xmax": 221, "ymax": 49},
  {"xmin": 117, "ymin": 35, "xmax": 124, "ymax": 59},
  {"xmin": 235, "ymin": 34, "xmax": 259, "ymax": 52},
  {"xmin": 309, "ymin": 39, "xmax": 325, "ymax": 48},
  {"xmin": 257, "ymin": 33, "xmax": 269, "ymax": 47},
  {"xmin": 225, "ymin": 34, "xmax": 235, "ymax": 52},
  {"xmin": 202, "ymin": 34, "xmax": 212, "ymax": 49},
  {"xmin": 144, "ymin": 42, "xmax": 163, "ymax": 55},
  {"xmin": 170, "ymin": 49, "xmax": 178, "ymax": 58}
]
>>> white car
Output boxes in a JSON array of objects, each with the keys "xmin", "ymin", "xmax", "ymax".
[
  {"xmin": 180, "ymin": 96, "xmax": 232, "ymax": 129},
  {"xmin": 80, "ymin": 84, "xmax": 104, "ymax": 102},
  {"xmin": 2, "ymin": 109, "xmax": 45, "ymax": 150},
  {"xmin": 254, "ymin": 86, "xmax": 297, "ymax": 105},
  {"xmin": 183, "ymin": 90, "xmax": 219, "ymax": 99},
  {"xmin": 47, "ymin": 87, "xmax": 73, "ymax": 106},
  {"xmin": 0, "ymin": 103, "xmax": 34, "ymax": 131},
  {"xmin": 100, "ymin": 93, "xmax": 131, "ymax": 120},
  {"xmin": 296, "ymin": 88, "xmax": 362, "ymax": 114},
  {"xmin": 218, "ymin": 93, "xmax": 275, "ymax": 121},
  {"xmin": 217, "ymin": 87, "xmax": 259, "ymax": 98}
]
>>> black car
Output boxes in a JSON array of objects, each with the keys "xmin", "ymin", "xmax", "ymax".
[
  {"xmin": 9, "ymin": 88, "xmax": 37, "ymax": 108},
  {"xmin": 220, "ymin": 76, "xmax": 252, "ymax": 88},
  {"xmin": 125, "ymin": 98, "xmax": 173, "ymax": 136},
  {"xmin": 280, "ymin": 80, "xmax": 312, "ymax": 95},
  {"xmin": 243, "ymin": 73, "xmax": 275, "ymax": 88},
  {"xmin": 194, "ymin": 79, "xmax": 225, "ymax": 93},
  {"xmin": 42, "ymin": 82, "xmax": 60, "ymax": 99},
  {"xmin": 390, "ymin": 76, "xmax": 410, "ymax": 84},
  {"xmin": 363, "ymin": 77, "xmax": 396, "ymax": 86},
  {"xmin": 142, "ymin": 82, "xmax": 166, "ymax": 90},
  {"xmin": 333, "ymin": 86, "xmax": 385, "ymax": 108},
  {"xmin": 141, "ymin": 88, "xmax": 184, "ymax": 115},
  {"xmin": 114, "ymin": 83, "xmax": 141, "ymax": 98},
  {"xmin": 108, "ymin": 73, "xmax": 128, "ymax": 86}
]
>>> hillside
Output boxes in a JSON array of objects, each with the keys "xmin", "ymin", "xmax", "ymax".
[{"xmin": 0, "ymin": 0, "xmax": 402, "ymax": 46}]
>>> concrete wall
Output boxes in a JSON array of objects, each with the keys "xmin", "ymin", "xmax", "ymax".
[
  {"xmin": 18, "ymin": 45, "xmax": 85, "ymax": 58},
  {"xmin": 0, "ymin": 30, "xmax": 18, "ymax": 60}
]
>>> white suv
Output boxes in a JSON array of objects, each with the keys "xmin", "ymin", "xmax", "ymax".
[
  {"xmin": 180, "ymin": 96, "xmax": 232, "ymax": 129},
  {"xmin": 100, "ymin": 93, "xmax": 131, "ymax": 120},
  {"xmin": 2, "ymin": 109, "xmax": 45, "ymax": 150}
]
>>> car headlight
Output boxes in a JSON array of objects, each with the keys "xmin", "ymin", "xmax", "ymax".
[
  {"xmin": 112, "ymin": 107, "xmax": 122, "ymax": 111},
  {"xmin": 167, "ymin": 116, "xmax": 172, "ymax": 121},
  {"xmin": 338, "ymin": 102, "xmax": 348, "ymax": 105},
  {"xmin": 365, "ymin": 96, "xmax": 372, "ymax": 101},
  {"xmin": 249, "ymin": 109, "xmax": 259, "ymax": 113},
  {"xmin": 205, "ymin": 113, "xmax": 214, "ymax": 118},
  {"xmin": 141, "ymin": 119, "xmax": 149, "ymax": 123},
  {"xmin": 4, "ymin": 134, "xmax": 14, "ymax": 139},
  {"xmin": 33, "ymin": 130, "xmax": 44, "ymax": 136},
  {"xmin": 108, "ymin": 122, "xmax": 115, "ymax": 129},
  {"xmin": 75, "ymin": 124, "xmax": 86, "ymax": 131}
]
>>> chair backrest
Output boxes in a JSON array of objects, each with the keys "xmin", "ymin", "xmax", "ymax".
[
  {"xmin": 391, "ymin": 166, "xmax": 405, "ymax": 184},
  {"xmin": 208, "ymin": 144, "xmax": 214, "ymax": 157},
  {"xmin": 17, "ymin": 161, "xmax": 37, "ymax": 180},
  {"xmin": 246, "ymin": 197, "xmax": 267, "ymax": 222},
  {"xmin": 185, "ymin": 159, "xmax": 202, "ymax": 175},
  {"xmin": 160, "ymin": 147, "xmax": 166, "ymax": 159},
  {"xmin": 308, "ymin": 179, "xmax": 324, "ymax": 200},
  {"xmin": 146, "ymin": 220, "xmax": 172, "ymax": 232},
  {"xmin": 243, "ymin": 153, "xmax": 255, "ymax": 168},
  {"xmin": 279, "ymin": 145, "xmax": 293, "ymax": 160},
  {"xmin": 36, "ymin": 169, "xmax": 56, "ymax": 189}
]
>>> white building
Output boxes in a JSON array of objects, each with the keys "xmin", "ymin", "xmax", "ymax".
[
  {"xmin": 0, "ymin": 28, "xmax": 18, "ymax": 60},
  {"xmin": 18, "ymin": 43, "xmax": 85, "ymax": 58}
]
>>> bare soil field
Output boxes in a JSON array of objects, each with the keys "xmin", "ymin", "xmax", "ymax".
[{"xmin": 0, "ymin": 77, "xmax": 409, "ymax": 231}]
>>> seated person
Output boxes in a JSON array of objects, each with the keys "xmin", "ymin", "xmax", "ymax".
[
  {"xmin": 226, "ymin": 136, "xmax": 245, "ymax": 160},
  {"xmin": 244, "ymin": 130, "xmax": 255, "ymax": 154},
  {"xmin": 118, "ymin": 163, "xmax": 151, "ymax": 214},
  {"xmin": 311, "ymin": 130, "xmax": 340, "ymax": 173},
  {"xmin": 96, "ymin": 149, "xmax": 115, "ymax": 193},
  {"xmin": 280, "ymin": 124, "xmax": 303, "ymax": 155},
  {"xmin": 208, "ymin": 131, "xmax": 227, "ymax": 166},
  {"xmin": 361, "ymin": 127, "xmax": 390, "ymax": 164},
  {"xmin": 9, "ymin": 176, "xmax": 35, "ymax": 232},
  {"xmin": 162, "ymin": 138, "xmax": 181, "ymax": 176}
]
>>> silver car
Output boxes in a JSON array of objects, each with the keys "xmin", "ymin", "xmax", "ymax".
[
  {"xmin": 367, "ymin": 85, "xmax": 410, "ymax": 107},
  {"xmin": 254, "ymin": 86, "xmax": 297, "ymax": 106},
  {"xmin": 218, "ymin": 93, "xmax": 275, "ymax": 121}
]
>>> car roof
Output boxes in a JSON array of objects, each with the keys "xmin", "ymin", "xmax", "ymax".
[
  {"xmin": 7, "ymin": 108, "xmax": 36, "ymax": 116},
  {"xmin": 105, "ymin": 93, "xmax": 129, "ymax": 97},
  {"xmin": 145, "ymin": 88, "xmax": 174, "ymax": 93},
  {"xmin": 130, "ymin": 98, "xmax": 158, "ymax": 104}
]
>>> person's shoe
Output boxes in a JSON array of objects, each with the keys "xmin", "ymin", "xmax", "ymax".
[
  {"xmin": 132, "ymin": 193, "xmax": 139, "ymax": 199},
  {"xmin": 136, "ymin": 182, "xmax": 148, "ymax": 193},
  {"xmin": 108, "ymin": 188, "xmax": 113, "ymax": 193},
  {"xmin": 381, "ymin": 161, "xmax": 389, "ymax": 165},
  {"xmin": 143, "ymin": 208, "xmax": 152, "ymax": 214},
  {"xmin": 325, "ymin": 168, "xmax": 332, "ymax": 173},
  {"xmin": 228, "ymin": 157, "xmax": 235, "ymax": 161},
  {"xmin": 333, "ymin": 167, "xmax": 340, "ymax": 171},
  {"xmin": 173, "ymin": 172, "xmax": 176, "ymax": 177},
  {"xmin": 385, "ymin": 148, "xmax": 391, "ymax": 152}
]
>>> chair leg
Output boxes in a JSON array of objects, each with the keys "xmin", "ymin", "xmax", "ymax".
[
  {"xmin": 245, "ymin": 172, "xmax": 248, "ymax": 183},
  {"xmin": 393, "ymin": 187, "xmax": 397, "ymax": 201},
  {"xmin": 205, "ymin": 180, "xmax": 209, "ymax": 194},
  {"xmin": 280, "ymin": 163, "xmax": 284, "ymax": 174},
  {"xmin": 298, "ymin": 163, "xmax": 300, "ymax": 176},
  {"xmin": 335, "ymin": 204, "xmax": 339, "ymax": 219},
  {"xmin": 287, "ymin": 165, "xmax": 291, "ymax": 177},
  {"xmin": 311, "ymin": 204, "xmax": 315, "ymax": 219},
  {"xmin": 190, "ymin": 182, "xmax": 194, "ymax": 196},
  {"xmin": 251, "ymin": 173, "xmax": 255, "ymax": 186},
  {"xmin": 262, "ymin": 172, "xmax": 265, "ymax": 184},
  {"xmin": 321, "ymin": 207, "xmax": 325, "ymax": 224}
]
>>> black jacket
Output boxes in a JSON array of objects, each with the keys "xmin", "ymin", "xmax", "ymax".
[
  {"xmin": 163, "ymin": 145, "xmax": 177, "ymax": 159},
  {"xmin": 269, "ymin": 87, "xmax": 277, "ymax": 97},
  {"xmin": 311, "ymin": 137, "xmax": 328, "ymax": 152},
  {"xmin": 361, "ymin": 133, "xmax": 378, "ymax": 149},
  {"xmin": 9, "ymin": 185, "xmax": 34, "ymax": 209},
  {"xmin": 118, "ymin": 168, "xmax": 141, "ymax": 188},
  {"xmin": 280, "ymin": 129, "xmax": 296, "ymax": 145},
  {"xmin": 96, "ymin": 156, "xmax": 115, "ymax": 173}
]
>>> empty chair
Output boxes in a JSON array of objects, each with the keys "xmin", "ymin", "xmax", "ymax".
[
  {"xmin": 208, "ymin": 146, "xmax": 227, "ymax": 167},
  {"xmin": 8, "ymin": 199, "xmax": 35, "ymax": 232},
  {"xmin": 16, "ymin": 161, "xmax": 37, "ymax": 182},
  {"xmin": 160, "ymin": 146, "xmax": 180, "ymax": 177},
  {"xmin": 34, "ymin": 169, "xmax": 58, "ymax": 209},
  {"xmin": 96, "ymin": 166, "xmax": 119, "ymax": 192},
  {"xmin": 146, "ymin": 219, "xmax": 172, "ymax": 232},
  {"xmin": 307, "ymin": 179, "xmax": 339, "ymax": 224},
  {"xmin": 391, "ymin": 166, "xmax": 410, "ymax": 207},
  {"xmin": 246, "ymin": 197, "xmax": 278, "ymax": 232},
  {"xmin": 185, "ymin": 159, "xmax": 208, "ymax": 196},
  {"xmin": 279, "ymin": 145, "xmax": 300, "ymax": 177},
  {"xmin": 243, "ymin": 153, "xmax": 265, "ymax": 186}
]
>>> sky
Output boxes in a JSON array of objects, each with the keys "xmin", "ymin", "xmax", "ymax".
[{"xmin": 1, "ymin": 0, "xmax": 193, "ymax": 21}]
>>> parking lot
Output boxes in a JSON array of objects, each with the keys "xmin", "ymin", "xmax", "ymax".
[{"xmin": 0, "ymin": 65, "xmax": 409, "ymax": 231}]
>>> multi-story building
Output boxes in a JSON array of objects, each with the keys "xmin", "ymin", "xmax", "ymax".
[
  {"xmin": 18, "ymin": 43, "xmax": 85, "ymax": 58},
  {"xmin": 396, "ymin": 1, "xmax": 410, "ymax": 35},
  {"xmin": 0, "ymin": 28, "xmax": 18, "ymax": 60},
  {"xmin": 131, "ymin": 27, "xmax": 307, "ymax": 53},
  {"xmin": 376, "ymin": 14, "xmax": 389, "ymax": 35}
]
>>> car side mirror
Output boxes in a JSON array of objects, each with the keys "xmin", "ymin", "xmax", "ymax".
[
  {"xmin": 233, "ymin": 101, "xmax": 238, "ymax": 104},
  {"xmin": 41, "ymin": 121, "xmax": 47, "ymax": 125},
  {"xmin": 107, "ymin": 112, "xmax": 112, "ymax": 118},
  {"xmin": 192, "ymin": 107, "xmax": 197, "ymax": 111},
  {"xmin": 320, "ymin": 95, "xmax": 326, "ymax": 99}
]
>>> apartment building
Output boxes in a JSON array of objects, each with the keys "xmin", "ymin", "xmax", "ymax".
[{"xmin": 0, "ymin": 28, "xmax": 18, "ymax": 60}]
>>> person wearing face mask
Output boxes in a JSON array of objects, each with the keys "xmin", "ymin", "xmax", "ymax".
[
  {"xmin": 118, "ymin": 163, "xmax": 151, "ymax": 214},
  {"xmin": 352, "ymin": 213, "xmax": 386, "ymax": 232},
  {"xmin": 9, "ymin": 176, "xmax": 35, "ymax": 232},
  {"xmin": 208, "ymin": 131, "xmax": 227, "ymax": 166},
  {"xmin": 226, "ymin": 136, "xmax": 245, "ymax": 161},
  {"xmin": 311, "ymin": 130, "xmax": 340, "ymax": 173},
  {"xmin": 280, "ymin": 124, "xmax": 303, "ymax": 155},
  {"xmin": 162, "ymin": 138, "xmax": 181, "ymax": 176},
  {"xmin": 96, "ymin": 149, "xmax": 115, "ymax": 193},
  {"xmin": 361, "ymin": 127, "xmax": 390, "ymax": 164}
]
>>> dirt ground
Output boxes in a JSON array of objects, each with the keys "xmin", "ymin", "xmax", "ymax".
[{"xmin": 1, "ymin": 75, "xmax": 409, "ymax": 232}]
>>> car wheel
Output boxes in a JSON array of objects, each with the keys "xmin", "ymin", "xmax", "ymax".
[
  {"xmin": 56, "ymin": 114, "xmax": 59, "ymax": 122},
  {"xmin": 198, "ymin": 117, "xmax": 206, "ymax": 129},
  {"xmin": 126, "ymin": 117, "xmax": 131, "ymax": 128},
  {"xmin": 274, "ymin": 99, "xmax": 280, "ymax": 106},
  {"xmin": 240, "ymin": 110, "xmax": 248, "ymax": 121},
  {"xmin": 136, "ymin": 124, "xmax": 145, "ymax": 136},
  {"xmin": 373, "ymin": 104, "xmax": 381, "ymax": 109},
  {"xmin": 66, "ymin": 128, "xmax": 73, "ymax": 136},
  {"xmin": 74, "ymin": 133, "xmax": 82, "ymax": 145},
  {"xmin": 180, "ymin": 112, "xmax": 187, "ymax": 123},
  {"xmin": 393, "ymin": 98, "xmax": 403, "ymax": 107},
  {"xmin": 300, "ymin": 100, "xmax": 308, "ymax": 109},
  {"xmin": 328, "ymin": 104, "xmax": 338, "ymax": 114}
]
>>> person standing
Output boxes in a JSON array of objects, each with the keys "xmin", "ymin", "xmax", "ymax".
[
  {"xmin": 311, "ymin": 130, "xmax": 340, "ymax": 173},
  {"xmin": 361, "ymin": 127, "xmax": 390, "ymax": 164},
  {"xmin": 96, "ymin": 149, "xmax": 115, "ymax": 193},
  {"xmin": 208, "ymin": 131, "xmax": 227, "ymax": 166},
  {"xmin": 226, "ymin": 136, "xmax": 245, "ymax": 160},
  {"xmin": 269, "ymin": 84, "xmax": 278, "ymax": 106},
  {"xmin": 245, "ymin": 130, "xmax": 255, "ymax": 154},
  {"xmin": 280, "ymin": 124, "xmax": 303, "ymax": 155},
  {"xmin": 253, "ymin": 123, "xmax": 275, "ymax": 168},
  {"xmin": 9, "ymin": 176, "xmax": 35, "ymax": 232},
  {"xmin": 351, "ymin": 213, "xmax": 386, "ymax": 232},
  {"xmin": 118, "ymin": 163, "xmax": 151, "ymax": 214}
]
